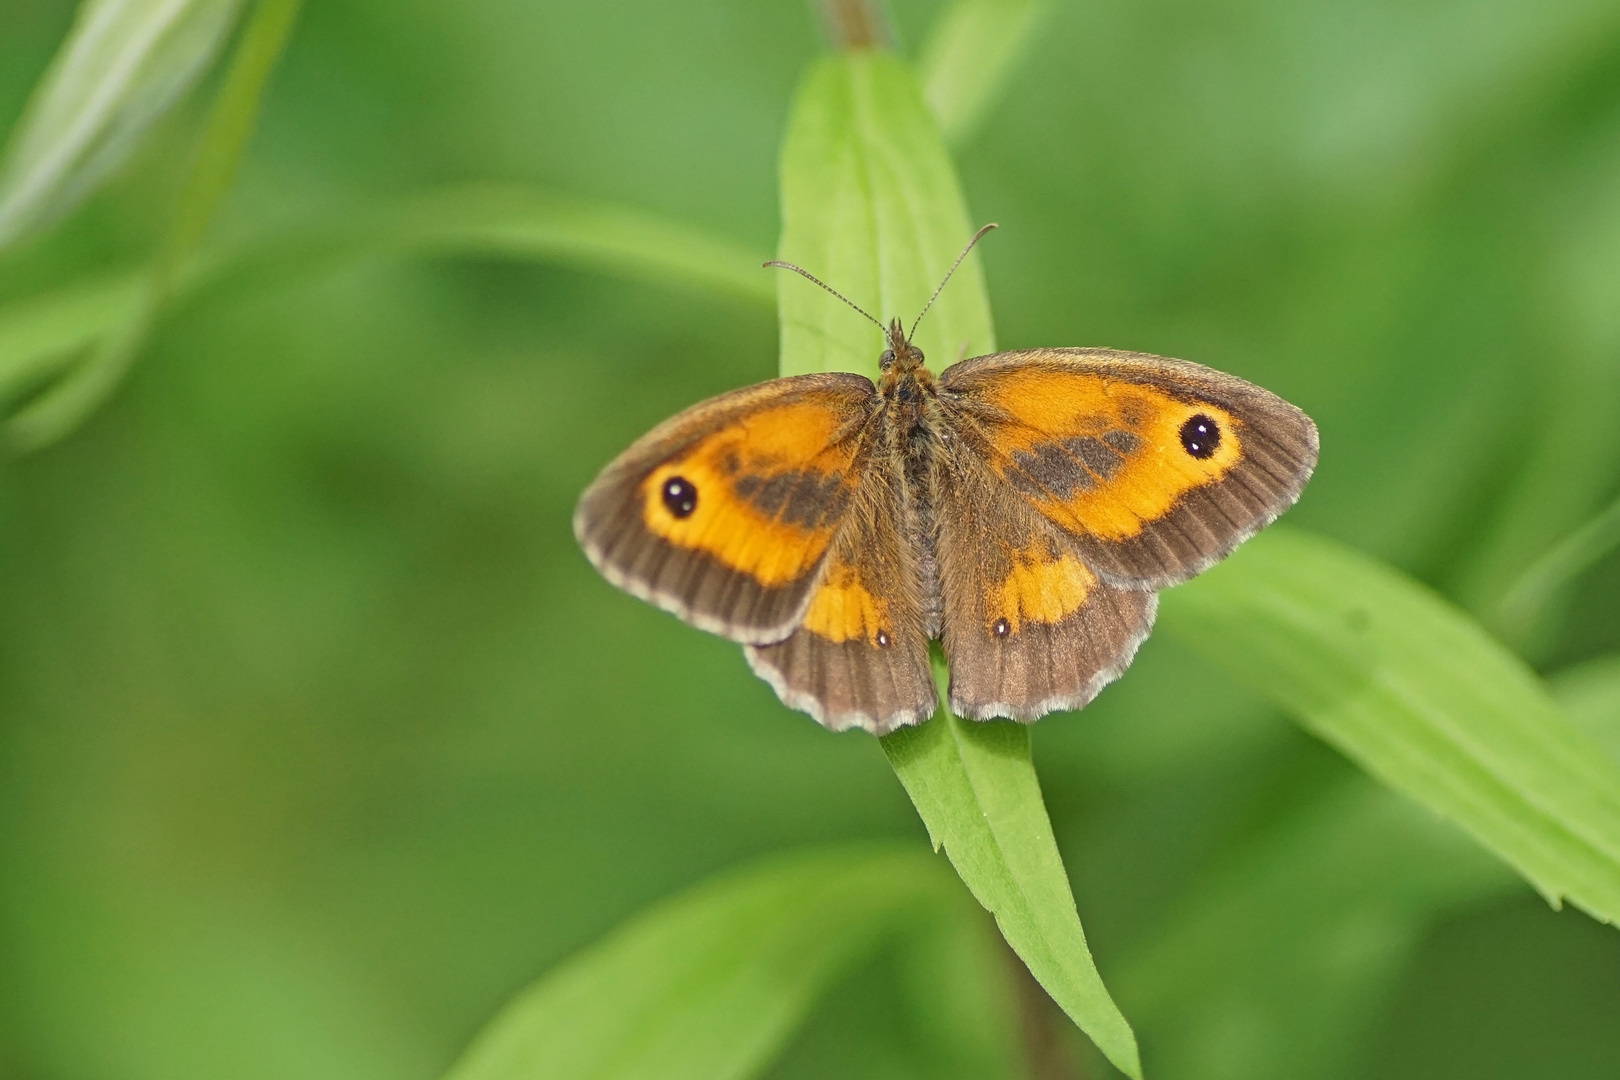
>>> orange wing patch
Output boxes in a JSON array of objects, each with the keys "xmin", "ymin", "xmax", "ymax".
[
  {"xmin": 801, "ymin": 562, "xmax": 890, "ymax": 645},
  {"xmin": 979, "ymin": 371, "xmax": 1243, "ymax": 541},
  {"xmin": 988, "ymin": 542, "xmax": 1096, "ymax": 635},
  {"xmin": 639, "ymin": 401, "xmax": 861, "ymax": 586}
]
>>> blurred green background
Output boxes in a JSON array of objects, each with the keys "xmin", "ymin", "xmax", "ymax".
[{"xmin": 3, "ymin": 1, "xmax": 1620, "ymax": 1078}]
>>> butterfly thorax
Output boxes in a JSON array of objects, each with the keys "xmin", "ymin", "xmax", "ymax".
[{"xmin": 875, "ymin": 320, "xmax": 947, "ymax": 638}]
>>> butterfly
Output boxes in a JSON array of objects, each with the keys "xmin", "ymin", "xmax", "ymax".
[{"xmin": 574, "ymin": 229, "xmax": 1318, "ymax": 734}]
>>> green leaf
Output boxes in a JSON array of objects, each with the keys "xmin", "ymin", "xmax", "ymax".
[
  {"xmin": 883, "ymin": 658, "xmax": 1142, "ymax": 1080},
  {"xmin": 1159, "ymin": 527, "xmax": 1620, "ymax": 926},
  {"xmin": 1117, "ymin": 662, "xmax": 1620, "ymax": 1080},
  {"xmin": 1119, "ymin": 777, "xmax": 1516, "ymax": 1080},
  {"xmin": 439, "ymin": 846, "xmax": 955, "ymax": 1080},
  {"xmin": 6, "ymin": 0, "xmax": 302, "ymax": 452},
  {"xmin": 918, "ymin": 0, "xmax": 1048, "ymax": 148},
  {"xmin": 778, "ymin": 47, "xmax": 1134, "ymax": 1074},
  {"xmin": 0, "ymin": 0, "xmax": 243, "ymax": 251},
  {"xmin": 776, "ymin": 51, "xmax": 995, "ymax": 381}
]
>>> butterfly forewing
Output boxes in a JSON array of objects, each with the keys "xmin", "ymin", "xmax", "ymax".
[
  {"xmin": 573, "ymin": 374, "xmax": 878, "ymax": 644},
  {"xmin": 938, "ymin": 349, "xmax": 1319, "ymax": 590}
]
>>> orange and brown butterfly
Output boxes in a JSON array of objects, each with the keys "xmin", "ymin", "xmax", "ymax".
[{"xmin": 574, "ymin": 228, "xmax": 1318, "ymax": 734}]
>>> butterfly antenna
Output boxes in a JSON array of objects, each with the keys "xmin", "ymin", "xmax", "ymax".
[
  {"xmin": 909, "ymin": 223, "xmax": 998, "ymax": 341},
  {"xmin": 763, "ymin": 260, "xmax": 884, "ymax": 330}
]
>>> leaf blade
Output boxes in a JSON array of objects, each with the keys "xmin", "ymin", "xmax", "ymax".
[
  {"xmin": 883, "ymin": 662, "xmax": 1143, "ymax": 1079},
  {"xmin": 1159, "ymin": 527, "xmax": 1620, "ymax": 925},
  {"xmin": 440, "ymin": 846, "xmax": 952, "ymax": 1080},
  {"xmin": 776, "ymin": 52, "xmax": 994, "ymax": 380}
]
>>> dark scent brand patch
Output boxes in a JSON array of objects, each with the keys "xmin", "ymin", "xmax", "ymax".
[
  {"xmin": 1179, "ymin": 414, "xmax": 1220, "ymax": 459},
  {"xmin": 1118, "ymin": 395, "xmax": 1152, "ymax": 427},
  {"xmin": 1008, "ymin": 441, "xmax": 1095, "ymax": 499},
  {"xmin": 1102, "ymin": 429, "xmax": 1141, "ymax": 455},
  {"xmin": 661, "ymin": 476, "xmax": 698, "ymax": 518},
  {"xmin": 733, "ymin": 471, "xmax": 848, "ymax": 528},
  {"xmin": 1007, "ymin": 435, "xmax": 1131, "ymax": 500},
  {"xmin": 1064, "ymin": 436, "xmax": 1127, "ymax": 479}
]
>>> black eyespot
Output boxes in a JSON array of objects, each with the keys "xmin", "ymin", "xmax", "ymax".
[
  {"xmin": 875, "ymin": 630, "xmax": 891, "ymax": 648},
  {"xmin": 661, "ymin": 476, "xmax": 698, "ymax": 518},
  {"xmin": 1179, "ymin": 414, "xmax": 1220, "ymax": 459},
  {"xmin": 992, "ymin": 618, "xmax": 1010, "ymax": 638}
]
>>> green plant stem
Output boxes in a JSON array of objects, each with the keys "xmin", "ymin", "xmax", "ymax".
[{"xmin": 813, "ymin": 0, "xmax": 892, "ymax": 50}]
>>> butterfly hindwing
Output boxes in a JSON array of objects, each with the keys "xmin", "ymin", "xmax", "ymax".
[
  {"xmin": 938, "ymin": 348, "xmax": 1319, "ymax": 589},
  {"xmin": 935, "ymin": 440, "xmax": 1156, "ymax": 720},
  {"xmin": 573, "ymin": 374, "xmax": 877, "ymax": 644},
  {"xmin": 746, "ymin": 454, "xmax": 936, "ymax": 733}
]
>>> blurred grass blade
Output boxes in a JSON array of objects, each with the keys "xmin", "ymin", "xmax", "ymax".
[
  {"xmin": 883, "ymin": 660, "xmax": 1142, "ymax": 1080},
  {"xmin": 1160, "ymin": 527, "xmax": 1620, "ymax": 926},
  {"xmin": 1454, "ymin": 355, "xmax": 1620, "ymax": 654},
  {"xmin": 918, "ymin": 0, "xmax": 1047, "ymax": 148},
  {"xmin": 0, "ymin": 0, "xmax": 243, "ymax": 251},
  {"xmin": 1454, "ymin": 162, "xmax": 1620, "ymax": 653},
  {"xmin": 153, "ymin": 0, "xmax": 302, "ymax": 272},
  {"xmin": 262, "ymin": 184, "xmax": 776, "ymax": 308},
  {"xmin": 893, "ymin": 893, "xmax": 1025, "ymax": 1080},
  {"xmin": 441, "ymin": 847, "xmax": 951, "ymax": 1080},
  {"xmin": 5, "ymin": 0, "xmax": 301, "ymax": 452},
  {"xmin": 1119, "ymin": 777, "xmax": 1516, "ymax": 1080},
  {"xmin": 1496, "ymin": 491, "xmax": 1620, "ymax": 636},
  {"xmin": 0, "ymin": 273, "xmax": 142, "ymax": 405},
  {"xmin": 1551, "ymin": 657, "xmax": 1620, "ymax": 765},
  {"xmin": 0, "ymin": 184, "xmax": 770, "ymax": 420},
  {"xmin": 776, "ymin": 51, "xmax": 994, "ymax": 381}
]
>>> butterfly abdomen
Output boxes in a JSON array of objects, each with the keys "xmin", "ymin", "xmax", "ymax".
[{"xmin": 881, "ymin": 368, "xmax": 947, "ymax": 641}]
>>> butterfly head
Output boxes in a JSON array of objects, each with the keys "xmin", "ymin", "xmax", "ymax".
[
  {"xmin": 765, "ymin": 224, "xmax": 997, "ymax": 380},
  {"xmin": 879, "ymin": 318, "xmax": 925, "ymax": 374}
]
